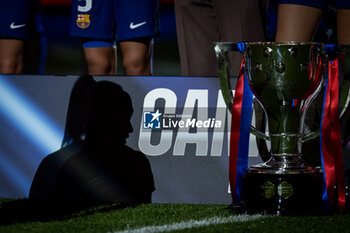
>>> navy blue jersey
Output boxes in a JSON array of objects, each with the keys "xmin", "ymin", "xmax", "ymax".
[
  {"xmin": 70, "ymin": 0, "xmax": 160, "ymax": 41},
  {"xmin": 0, "ymin": 0, "xmax": 39, "ymax": 39}
]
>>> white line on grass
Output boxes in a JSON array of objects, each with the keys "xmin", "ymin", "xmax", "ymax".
[{"xmin": 110, "ymin": 214, "xmax": 264, "ymax": 233}]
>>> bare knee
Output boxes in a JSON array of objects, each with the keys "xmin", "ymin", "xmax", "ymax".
[
  {"xmin": 0, "ymin": 39, "xmax": 24, "ymax": 74},
  {"xmin": 84, "ymin": 47, "xmax": 115, "ymax": 75},
  {"xmin": 87, "ymin": 57, "xmax": 115, "ymax": 75},
  {"xmin": 120, "ymin": 39, "xmax": 152, "ymax": 76},
  {"xmin": 0, "ymin": 58, "xmax": 23, "ymax": 74},
  {"xmin": 123, "ymin": 55, "xmax": 150, "ymax": 76}
]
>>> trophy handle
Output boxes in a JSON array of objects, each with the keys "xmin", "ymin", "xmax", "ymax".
[
  {"xmin": 300, "ymin": 81, "xmax": 350, "ymax": 144},
  {"xmin": 300, "ymin": 45, "xmax": 350, "ymax": 143},
  {"xmin": 214, "ymin": 42, "xmax": 271, "ymax": 142},
  {"xmin": 298, "ymin": 73, "xmax": 325, "ymax": 144},
  {"xmin": 339, "ymin": 81, "xmax": 350, "ymax": 118},
  {"xmin": 339, "ymin": 45, "xmax": 350, "ymax": 118},
  {"xmin": 214, "ymin": 42, "xmax": 239, "ymax": 111},
  {"xmin": 300, "ymin": 75, "xmax": 350, "ymax": 143}
]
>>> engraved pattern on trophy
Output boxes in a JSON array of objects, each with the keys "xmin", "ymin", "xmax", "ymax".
[{"xmin": 244, "ymin": 42, "xmax": 325, "ymax": 171}]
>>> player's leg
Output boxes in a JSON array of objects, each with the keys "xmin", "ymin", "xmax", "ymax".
[
  {"xmin": 115, "ymin": 0, "xmax": 159, "ymax": 76},
  {"xmin": 82, "ymin": 40, "xmax": 116, "ymax": 75},
  {"xmin": 0, "ymin": 0, "xmax": 38, "ymax": 74},
  {"xmin": 337, "ymin": 9, "xmax": 350, "ymax": 44},
  {"xmin": 70, "ymin": 0, "xmax": 116, "ymax": 75},
  {"xmin": 119, "ymin": 38, "xmax": 152, "ymax": 75},
  {"xmin": 84, "ymin": 47, "xmax": 115, "ymax": 75},
  {"xmin": 275, "ymin": 3, "xmax": 323, "ymax": 42},
  {"xmin": 0, "ymin": 38, "xmax": 24, "ymax": 74}
]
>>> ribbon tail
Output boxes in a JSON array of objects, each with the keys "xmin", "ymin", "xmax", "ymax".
[
  {"xmin": 229, "ymin": 58, "xmax": 253, "ymax": 204},
  {"xmin": 320, "ymin": 58, "xmax": 346, "ymax": 213}
]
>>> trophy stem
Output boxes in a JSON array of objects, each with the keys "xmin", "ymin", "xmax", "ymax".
[{"xmin": 253, "ymin": 105, "xmax": 313, "ymax": 171}]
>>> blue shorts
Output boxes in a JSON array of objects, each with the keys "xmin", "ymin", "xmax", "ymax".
[
  {"xmin": 0, "ymin": 0, "xmax": 38, "ymax": 39},
  {"xmin": 70, "ymin": 0, "xmax": 160, "ymax": 41},
  {"xmin": 277, "ymin": 0, "xmax": 350, "ymax": 9}
]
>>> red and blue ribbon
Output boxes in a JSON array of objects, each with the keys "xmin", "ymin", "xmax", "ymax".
[
  {"xmin": 320, "ymin": 45, "xmax": 346, "ymax": 213},
  {"xmin": 229, "ymin": 47, "xmax": 254, "ymax": 204}
]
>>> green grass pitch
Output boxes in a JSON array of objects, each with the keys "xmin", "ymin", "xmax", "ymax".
[{"xmin": 0, "ymin": 198, "xmax": 350, "ymax": 233}]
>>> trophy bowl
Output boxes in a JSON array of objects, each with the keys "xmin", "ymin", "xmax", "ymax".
[{"xmin": 245, "ymin": 42, "xmax": 325, "ymax": 171}]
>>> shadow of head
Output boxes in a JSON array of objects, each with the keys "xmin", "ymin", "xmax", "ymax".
[
  {"xmin": 86, "ymin": 80, "xmax": 134, "ymax": 147},
  {"xmin": 62, "ymin": 76, "xmax": 134, "ymax": 148}
]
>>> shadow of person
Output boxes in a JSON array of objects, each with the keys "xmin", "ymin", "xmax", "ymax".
[
  {"xmin": 29, "ymin": 76, "xmax": 155, "ymax": 205},
  {"xmin": 1, "ymin": 77, "xmax": 152, "ymax": 225},
  {"xmin": 53, "ymin": 80, "xmax": 155, "ymax": 203},
  {"xmin": 29, "ymin": 75, "xmax": 96, "ymax": 200}
]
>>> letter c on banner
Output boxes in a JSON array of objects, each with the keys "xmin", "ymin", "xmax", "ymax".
[{"xmin": 138, "ymin": 88, "xmax": 177, "ymax": 156}]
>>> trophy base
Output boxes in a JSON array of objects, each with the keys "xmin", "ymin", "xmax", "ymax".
[{"xmin": 237, "ymin": 168, "xmax": 324, "ymax": 215}]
